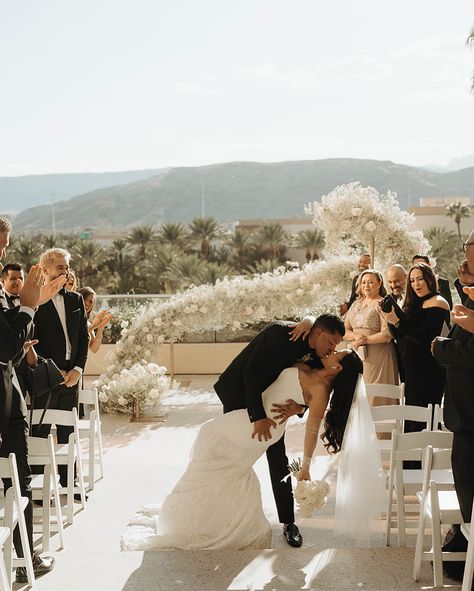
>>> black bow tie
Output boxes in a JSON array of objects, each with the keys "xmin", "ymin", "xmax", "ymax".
[
  {"xmin": 57, "ymin": 288, "xmax": 67, "ymax": 296},
  {"xmin": 6, "ymin": 294, "xmax": 20, "ymax": 307}
]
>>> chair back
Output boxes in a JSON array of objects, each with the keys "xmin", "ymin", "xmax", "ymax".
[{"xmin": 365, "ymin": 383, "xmax": 404, "ymax": 402}]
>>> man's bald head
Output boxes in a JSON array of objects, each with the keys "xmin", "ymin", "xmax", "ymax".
[{"xmin": 386, "ymin": 264, "xmax": 407, "ymax": 297}]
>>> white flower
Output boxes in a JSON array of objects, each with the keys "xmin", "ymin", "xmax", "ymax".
[
  {"xmin": 296, "ymin": 288, "xmax": 304, "ymax": 296},
  {"xmin": 245, "ymin": 306, "xmax": 253, "ymax": 315},
  {"xmin": 146, "ymin": 334, "xmax": 154, "ymax": 343},
  {"xmin": 98, "ymin": 391, "xmax": 109, "ymax": 402},
  {"xmin": 172, "ymin": 319, "xmax": 182, "ymax": 327},
  {"xmin": 120, "ymin": 321, "xmax": 129, "ymax": 329},
  {"xmin": 183, "ymin": 306, "xmax": 192, "ymax": 314},
  {"xmin": 157, "ymin": 335, "xmax": 165, "ymax": 344},
  {"xmin": 351, "ymin": 207, "xmax": 362, "ymax": 217},
  {"xmin": 153, "ymin": 317, "xmax": 163, "ymax": 327},
  {"xmin": 365, "ymin": 220, "xmax": 377, "ymax": 232},
  {"xmin": 148, "ymin": 388, "xmax": 160, "ymax": 399},
  {"xmin": 232, "ymin": 320, "xmax": 241, "ymax": 330},
  {"xmin": 199, "ymin": 306, "xmax": 208, "ymax": 314},
  {"xmin": 118, "ymin": 396, "xmax": 128, "ymax": 406}
]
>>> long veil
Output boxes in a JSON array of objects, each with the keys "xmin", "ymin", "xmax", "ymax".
[{"xmin": 334, "ymin": 374, "xmax": 387, "ymax": 546}]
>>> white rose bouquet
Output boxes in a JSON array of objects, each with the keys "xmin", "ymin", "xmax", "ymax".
[{"xmin": 288, "ymin": 458, "xmax": 330, "ymax": 518}]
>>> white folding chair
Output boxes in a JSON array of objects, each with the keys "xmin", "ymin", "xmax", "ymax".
[
  {"xmin": 365, "ymin": 383, "xmax": 405, "ymax": 406},
  {"xmin": 461, "ymin": 497, "xmax": 474, "ymax": 591},
  {"xmin": 413, "ymin": 445, "xmax": 464, "ymax": 587},
  {"xmin": 0, "ymin": 454, "xmax": 35, "ymax": 588},
  {"xmin": 371, "ymin": 404, "xmax": 433, "ymax": 461},
  {"xmin": 30, "ymin": 408, "xmax": 86, "ymax": 524},
  {"xmin": 432, "ymin": 403, "xmax": 448, "ymax": 431},
  {"xmin": 78, "ymin": 389, "xmax": 104, "ymax": 491},
  {"xmin": 28, "ymin": 435, "xmax": 65, "ymax": 551},
  {"xmin": 386, "ymin": 429, "xmax": 453, "ymax": 547},
  {"xmin": 0, "ymin": 527, "xmax": 11, "ymax": 591}
]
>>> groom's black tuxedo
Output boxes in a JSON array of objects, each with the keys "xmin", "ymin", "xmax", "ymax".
[{"xmin": 214, "ymin": 321, "xmax": 321, "ymax": 524}]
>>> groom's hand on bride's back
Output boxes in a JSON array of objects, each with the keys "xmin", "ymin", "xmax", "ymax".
[
  {"xmin": 271, "ymin": 399, "xmax": 305, "ymax": 424},
  {"xmin": 251, "ymin": 418, "xmax": 277, "ymax": 442}
]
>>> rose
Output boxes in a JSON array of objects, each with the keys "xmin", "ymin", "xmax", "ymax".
[
  {"xmin": 351, "ymin": 207, "xmax": 362, "ymax": 217},
  {"xmin": 365, "ymin": 220, "xmax": 377, "ymax": 232}
]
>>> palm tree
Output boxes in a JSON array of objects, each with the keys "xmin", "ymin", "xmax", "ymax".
[
  {"xmin": 227, "ymin": 228, "xmax": 256, "ymax": 272},
  {"xmin": 127, "ymin": 224, "xmax": 156, "ymax": 259},
  {"xmin": 297, "ymin": 228, "xmax": 325, "ymax": 262},
  {"xmin": 189, "ymin": 217, "xmax": 221, "ymax": 259},
  {"xmin": 256, "ymin": 223, "xmax": 288, "ymax": 260},
  {"xmin": 158, "ymin": 223, "xmax": 188, "ymax": 249},
  {"xmin": 9, "ymin": 236, "xmax": 43, "ymax": 270},
  {"xmin": 246, "ymin": 258, "xmax": 281, "ymax": 275},
  {"xmin": 162, "ymin": 254, "xmax": 208, "ymax": 291},
  {"xmin": 71, "ymin": 240, "xmax": 105, "ymax": 287},
  {"xmin": 446, "ymin": 201, "xmax": 471, "ymax": 240},
  {"xmin": 425, "ymin": 226, "xmax": 462, "ymax": 280}
]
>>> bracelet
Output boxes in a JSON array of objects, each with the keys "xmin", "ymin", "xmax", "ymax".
[{"xmin": 301, "ymin": 455, "xmax": 312, "ymax": 469}]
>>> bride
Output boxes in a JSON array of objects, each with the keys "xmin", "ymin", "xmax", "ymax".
[{"xmin": 121, "ymin": 349, "xmax": 380, "ymax": 551}]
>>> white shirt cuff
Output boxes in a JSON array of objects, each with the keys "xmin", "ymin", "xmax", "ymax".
[
  {"xmin": 19, "ymin": 306, "xmax": 35, "ymax": 320},
  {"xmin": 73, "ymin": 366, "xmax": 83, "ymax": 375}
]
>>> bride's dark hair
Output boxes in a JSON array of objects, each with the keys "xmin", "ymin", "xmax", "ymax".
[{"xmin": 321, "ymin": 350, "xmax": 363, "ymax": 454}]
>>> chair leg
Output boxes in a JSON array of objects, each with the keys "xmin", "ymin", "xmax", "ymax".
[
  {"xmin": 431, "ymin": 514, "xmax": 444, "ymax": 587},
  {"xmin": 396, "ymin": 481, "xmax": 406, "ymax": 547},
  {"xmin": 97, "ymin": 421, "xmax": 104, "ymax": 479},
  {"xmin": 413, "ymin": 507, "xmax": 426, "ymax": 580},
  {"xmin": 67, "ymin": 461, "xmax": 74, "ymax": 524},
  {"xmin": 88, "ymin": 427, "xmax": 95, "ymax": 491},
  {"xmin": 75, "ymin": 445, "xmax": 87, "ymax": 509},
  {"xmin": 17, "ymin": 502, "xmax": 35, "ymax": 585},
  {"xmin": 42, "ymin": 468, "xmax": 52, "ymax": 552},
  {"xmin": 3, "ymin": 531, "xmax": 12, "ymax": 590},
  {"xmin": 0, "ymin": 553, "xmax": 9, "ymax": 591},
  {"xmin": 462, "ymin": 528, "xmax": 474, "ymax": 591}
]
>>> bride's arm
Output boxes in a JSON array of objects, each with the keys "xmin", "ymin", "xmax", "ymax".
[{"xmin": 298, "ymin": 385, "xmax": 329, "ymax": 481}]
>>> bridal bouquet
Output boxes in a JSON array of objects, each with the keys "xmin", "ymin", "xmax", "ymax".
[{"xmin": 288, "ymin": 458, "xmax": 330, "ymax": 518}]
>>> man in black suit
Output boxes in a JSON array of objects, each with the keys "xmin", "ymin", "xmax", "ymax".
[
  {"xmin": 412, "ymin": 255, "xmax": 453, "ymax": 309},
  {"xmin": 432, "ymin": 229, "xmax": 474, "ymax": 581},
  {"xmin": 33, "ymin": 248, "xmax": 89, "ymax": 487},
  {"xmin": 0, "ymin": 217, "xmax": 56, "ymax": 583},
  {"xmin": 214, "ymin": 314, "xmax": 345, "ymax": 547}
]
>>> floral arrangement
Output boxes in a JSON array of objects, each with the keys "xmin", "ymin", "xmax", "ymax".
[
  {"xmin": 288, "ymin": 458, "xmax": 330, "ymax": 518},
  {"xmin": 306, "ymin": 182, "xmax": 430, "ymax": 268},
  {"xmin": 100, "ymin": 256, "xmax": 355, "ymax": 372},
  {"xmin": 98, "ymin": 182, "xmax": 431, "ymax": 415},
  {"xmin": 97, "ymin": 361, "xmax": 177, "ymax": 415}
]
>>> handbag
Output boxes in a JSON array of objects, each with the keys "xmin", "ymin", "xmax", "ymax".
[
  {"xmin": 28, "ymin": 358, "xmax": 64, "ymax": 399},
  {"xmin": 28, "ymin": 358, "xmax": 65, "ymax": 432}
]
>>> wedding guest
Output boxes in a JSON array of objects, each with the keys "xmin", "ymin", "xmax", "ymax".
[
  {"xmin": 381, "ymin": 263, "xmax": 450, "ymax": 433},
  {"xmin": 65, "ymin": 269, "xmax": 77, "ymax": 292},
  {"xmin": 1, "ymin": 262, "xmax": 24, "ymax": 307},
  {"xmin": 454, "ymin": 258, "xmax": 474, "ymax": 303},
  {"xmin": 32, "ymin": 248, "xmax": 89, "ymax": 488},
  {"xmin": 78, "ymin": 287, "xmax": 113, "ymax": 353},
  {"xmin": 431, "ymin": 231, "xmax": 474, "ymax": 582},
  {"xmin": 0, "ymin": 217, "xmax": 56, "ymax": 583},
  {"xmin": 412, "ymin": 254, "xmax": 453, "ymax": 309},
  {"xmin": 339, "ymin": 253, "xmax": 371, "ymax": 316},
  {"xmin": 385, "ymin": 264, "xmax": 408, "ymax": 382},
  {"xmin": 344, "ymin": 270, "xmax": 398, "ymax": 405}
]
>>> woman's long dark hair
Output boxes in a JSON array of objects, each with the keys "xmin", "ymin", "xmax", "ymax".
[
  {"xmin": 321, "ymin": 350, "xmax": 364, "ymax": 454},
  {"xmin": 403, "ymin": 263, "xmax": 438, "ymax": 315}
]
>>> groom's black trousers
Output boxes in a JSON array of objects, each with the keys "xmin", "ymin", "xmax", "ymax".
[{"xmin": 266, "ymin": 437, "xmax": 294, "ymax": 524}]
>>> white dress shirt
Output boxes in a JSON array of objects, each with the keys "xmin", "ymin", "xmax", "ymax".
[{"xmin": 51, "ymin": 293, "xmax": 83, "ymax": 375}]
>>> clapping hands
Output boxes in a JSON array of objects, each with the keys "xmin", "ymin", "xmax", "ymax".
[{"xmin": 90, "ymin": 309, "xmax": 113, "ymax": 331}]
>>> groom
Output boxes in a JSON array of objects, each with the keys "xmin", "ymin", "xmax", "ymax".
[{"xmin": 214, "ymin": 314, "xmax": 345, "ymax": 547}]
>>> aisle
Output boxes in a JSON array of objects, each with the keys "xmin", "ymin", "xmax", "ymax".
[{"xmin": 22, "ymin": 376, "xmax": 460, "ymax": 591}]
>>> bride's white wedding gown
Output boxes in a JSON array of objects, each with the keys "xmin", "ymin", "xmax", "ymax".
[{"xmin": 121, "ymin": 367, "xmax": 303, "ymax": 551}]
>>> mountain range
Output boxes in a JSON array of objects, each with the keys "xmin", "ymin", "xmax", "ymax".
[{"xmin": 4, "ymin": 158, "xmax": 474, "ymax": 233}]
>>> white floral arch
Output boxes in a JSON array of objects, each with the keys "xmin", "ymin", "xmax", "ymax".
[{"xmin": 99, "ymin": 183, "xmax": 430, "ymax": 413}]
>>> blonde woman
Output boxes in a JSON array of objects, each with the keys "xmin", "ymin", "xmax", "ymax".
[{"xmin": 344, "ymin": 269, "xmax": 398, "ymax": 405}]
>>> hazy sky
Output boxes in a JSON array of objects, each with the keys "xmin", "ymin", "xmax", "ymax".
[{"xmin": 0, "ymin": 0, "xmax": 473, "ymax": 176}]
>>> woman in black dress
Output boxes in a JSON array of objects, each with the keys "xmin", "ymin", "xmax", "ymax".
[{"xmin": 380, "ymin": 263, "xmax": 450, "ymax": 432}]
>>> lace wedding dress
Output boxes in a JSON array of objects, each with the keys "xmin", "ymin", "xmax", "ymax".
[{"xmin": 121, "ymin": 367, "xmax": 303, "ymax": 551}]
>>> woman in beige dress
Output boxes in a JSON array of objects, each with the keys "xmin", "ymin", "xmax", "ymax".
[{"xmin": 345, "ymin": 270, "xmax": 398, "ymax": 405}]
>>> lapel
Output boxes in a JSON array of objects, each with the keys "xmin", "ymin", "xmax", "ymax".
[
  {"xmin": 43, "ymin": 299, "xmax": 64, "ymax": 334},
  {"xmin": 63, "ymin": 292, "xmax": 76, "ymax": 342}
]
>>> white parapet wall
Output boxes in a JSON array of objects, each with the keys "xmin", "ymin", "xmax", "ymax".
[{"xmin": 84, "ymin": 342, "xmax": 249, "ymax": 376}]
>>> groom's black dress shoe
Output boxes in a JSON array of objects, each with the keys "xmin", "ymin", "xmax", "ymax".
[{"xmin": 283, "ymin": 523, "xmax": 303, "ymax": 548}]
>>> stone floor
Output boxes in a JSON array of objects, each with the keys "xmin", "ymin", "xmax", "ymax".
[{"xmin": 15, "ymin": 375, "xmax": 463, "ymax": 591}]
